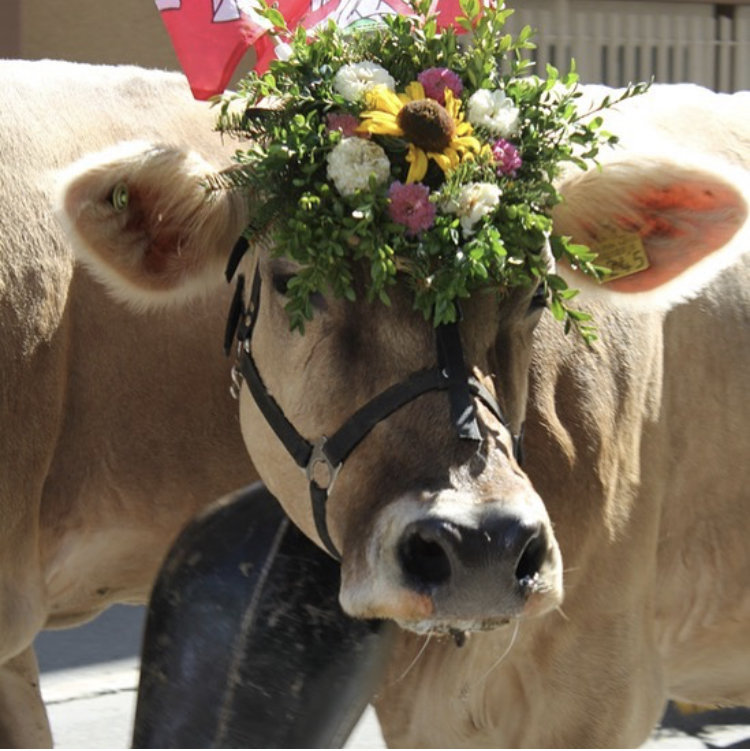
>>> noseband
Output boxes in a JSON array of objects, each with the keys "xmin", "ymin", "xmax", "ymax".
[{"xmin": 224, "ymin": 240, "xmax": 523, "ymax": 560}]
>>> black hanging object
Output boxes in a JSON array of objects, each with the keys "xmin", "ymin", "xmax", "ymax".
[{"xmin": 133, "ymin": 483, "xmax": 393, "ymax": 749}]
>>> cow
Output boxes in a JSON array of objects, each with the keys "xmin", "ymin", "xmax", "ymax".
[
  {"xmin": 58, "ymin": 80, "xmax": 750, "ymax": 747},
  {"xmin": 0, "ymin": 59, "xmax": 257, "ymax": 747}
]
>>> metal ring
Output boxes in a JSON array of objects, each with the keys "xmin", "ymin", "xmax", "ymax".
[{"xmin": 305, "ymin": 437, "xmax": 342, "ymax": 491}]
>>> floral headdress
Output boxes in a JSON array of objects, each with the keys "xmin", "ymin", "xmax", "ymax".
[{"xmin": 213, "ymin": 0, "xmax": 648, "ymax": 341}]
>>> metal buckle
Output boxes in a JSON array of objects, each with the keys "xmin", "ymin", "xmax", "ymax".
[
  {"xmin": 229, "ymin": 364, "xmax": 243, "ymax": 400},
  {"xmin": 305, "ymin": 437, "xmax": 342, "ymax": 491},
  {"xmin": 229, "ymin": 340, "xmax": 247, "ymax": 400}
]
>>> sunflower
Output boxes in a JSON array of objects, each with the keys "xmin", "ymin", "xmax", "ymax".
[{"xmin": 357, "ymin": 81, "xmax": 481, "ymax": 183}]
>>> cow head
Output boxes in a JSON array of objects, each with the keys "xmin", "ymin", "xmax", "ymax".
[
  {"xmin": 232, "ymin": 244, "xmax": 560, "ymax": 632},
  {"xmin": 57, "ymin": 140, "xmax": 749, "ymax": 636}
]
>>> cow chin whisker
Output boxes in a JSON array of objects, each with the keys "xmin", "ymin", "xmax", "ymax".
[
  {"xmin": 470, "ymin": 619, "xmax": 521, "ymax": 689},
  {"xmin": 390, "ymin": 633, "xmax": 433, "ymax": 686},
  {"xmin": 562, "ymin": 566, "xmax": 581, "ymax": 582},
  {"xmin": 555, "ymin": 604, "xmax": 571, "ymax": 622}
]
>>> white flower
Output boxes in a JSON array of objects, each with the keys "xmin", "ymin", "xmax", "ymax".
[
  {"xmin": 326, "ymin": 137, "xmax": 391, "ymax": 196},
  {"xmin": 274, "ymin": 42, "xmax": 293, "ymax": 61},
  {"xmin": 333, "ymin": 61, "xmax": 395, "ymax": 102},
  {"xmin": 446, "ymin": 182, "xmax": 502, "ymax": 235},
  {"xmin": 467, "ymin": 89, "xmax": 521, "ymax": 137}
]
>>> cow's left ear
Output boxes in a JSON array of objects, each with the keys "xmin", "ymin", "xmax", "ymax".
[
  {"xmin": 56, "ymin": 141, "xmax": 248, "ymax": 308},
  {"xmin": 553, "ymin": 155, "xmax": 749, "ymax": 310}
]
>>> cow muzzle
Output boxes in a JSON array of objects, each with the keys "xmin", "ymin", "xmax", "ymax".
[{"xmin": 340, "ymin": 493, "xmax": 563, "ymax": 633}]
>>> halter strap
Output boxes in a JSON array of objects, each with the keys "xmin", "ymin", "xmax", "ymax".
[{"xmin": 226, "ymin": 262, "xmax": 522, "ymax": 560}]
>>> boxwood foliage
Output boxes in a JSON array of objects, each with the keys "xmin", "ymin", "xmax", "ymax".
[{"xmin": 210, "ymin": 0, "xmax": 648, "ymax": 341}]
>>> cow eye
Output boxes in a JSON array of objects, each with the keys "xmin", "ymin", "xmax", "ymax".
[
  {"xmin": 109, "ymin": 182, "xmax": 129, "ymax": 212},
  {"xmin": 271, "ymin": 272, "xmax": 295, "ymax": 296},
  {"xmin": 529, "ymin": 284, "xmax": 547, "ymax": 311}
]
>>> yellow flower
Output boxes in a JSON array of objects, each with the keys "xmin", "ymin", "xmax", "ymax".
[{"xmin": 357, "ymin": 81, "xmax": 481, "ymax": 183}]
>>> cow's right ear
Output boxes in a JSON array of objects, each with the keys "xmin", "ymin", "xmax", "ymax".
[
  {"xmin": 55, "ymin": 141, "xmax": 248, "ymax": 308},
  {"xmin": 552, "ymin": 154, "xmax": 750, "ymax": 312}
]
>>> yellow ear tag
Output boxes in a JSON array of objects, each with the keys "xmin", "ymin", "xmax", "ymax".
[{"xmin": 594, "ymin": 231, "xmax": 650, "ymax": 283}]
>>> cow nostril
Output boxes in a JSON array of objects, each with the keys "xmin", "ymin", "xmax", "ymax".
[
  {"xmin": 514, "ymin": 530, "xmax": 547, "ymax": 588},
  {"xmin": 399, "ymin": 530, "xmax": 452, "ymax": 590}
]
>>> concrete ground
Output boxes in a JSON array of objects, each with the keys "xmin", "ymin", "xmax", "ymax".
[{"xmin": 35, "ymin": 605, "xmax": 750, "ymax": 749}]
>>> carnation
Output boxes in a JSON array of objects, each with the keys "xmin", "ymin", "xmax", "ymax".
[
  {"xmin": 326, "ymin": 112, "xmax": 365, "ymax": 138},
  {"xmin": 467, "ymin": 89, "xmax": 521, "ymax": 137},
  {"xmin": 417, "ymin": 67, "xmax": 463, "ymax": 106},
  {"xmin": 388, "ymin": 181, "xmax": 436, "ymax": 236},
  {"xmin": 447, "ymin": 182, "xmax": 502, "ymax": 235},
  {"xmin": 492, "ymin": 138, "xmax": 522, "ymax": 177},
  {"xmin": 333, "ymin": 61, "xmax": 395, "ymax": 102},
  {"xmin": 216, "ymin": 0, "xmax": 647, "ymax": 338},
  {"xmin": 326, "ymin": 137, "xmax": 391, "ymax": 196}
]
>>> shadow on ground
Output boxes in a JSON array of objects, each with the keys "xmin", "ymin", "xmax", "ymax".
[
  {"xmin": 35, "ymin": 605, "xmax": 145, "ymax": 672},
  {"xmin": 659, "ymin": 703, "xmax": 750, "ymax": 749}
]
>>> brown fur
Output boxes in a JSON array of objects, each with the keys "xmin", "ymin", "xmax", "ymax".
[{"xmin": 0, "ymin": 60, "xmax": 257, "ymax": 746}]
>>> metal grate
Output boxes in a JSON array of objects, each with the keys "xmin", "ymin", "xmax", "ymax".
[{"xmin": 506, "ymin": 0, "xmax": 750, "ymax": 92}]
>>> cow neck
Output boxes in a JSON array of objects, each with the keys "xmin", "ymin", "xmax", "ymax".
[{"xmin": 224, "ymin": 240, "xmax": 522, "ymax": 561}]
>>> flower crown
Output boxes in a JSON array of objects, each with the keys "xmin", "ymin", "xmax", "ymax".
[{"xmin": 213, "ymin": 0, "xmax": 647, "ymax": 341}]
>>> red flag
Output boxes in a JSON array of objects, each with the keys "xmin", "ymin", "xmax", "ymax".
[
  {"xmin": 155, "ymin": 0, "xmax": 266, "ymax": 99},
  {"xmin": 156, "ymin": 0, "xmax": 471, "ymax": 100}
]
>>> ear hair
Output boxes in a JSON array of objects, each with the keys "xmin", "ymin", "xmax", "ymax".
[{"xmin": 55, "ymin": 141, "xmax": 248, "ymax": 309}]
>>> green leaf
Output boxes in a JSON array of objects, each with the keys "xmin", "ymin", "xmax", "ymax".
[
  {"xmin": 459, "ymin": 0, "xmax": 481, "ymax": 21},
  {"xmin": 549, "ymin": 296, "xmax": 566, "ymax": 321},
  {"xmin": 261, "ymin": 7, "xmax": 287, "ymax": 30},
  {"xmin": 215, "ymin": 0, "xmax": 647, "ymax": 342}
]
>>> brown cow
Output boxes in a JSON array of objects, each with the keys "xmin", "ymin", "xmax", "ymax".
[
  {"xmin": 0, "ymin": 60, "xmax": 256, "ymax": 747},
  {"xmin": 60, "ymin": 83, "xmax": 750, "ymax": 747}
]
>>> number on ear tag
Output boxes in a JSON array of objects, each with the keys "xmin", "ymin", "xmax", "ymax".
[{"xmin": 595, "ymin": 232, "xmax": 650, "ymax": 283}]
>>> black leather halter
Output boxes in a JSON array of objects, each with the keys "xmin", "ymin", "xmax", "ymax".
[{"xmin": 224, "ymin": 240, "xmax": 522, "ymax": 560}]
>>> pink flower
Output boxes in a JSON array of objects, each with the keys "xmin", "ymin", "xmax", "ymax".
[
  {"xmin": 388, "ymin": 181, "xmax": 436, "ymax": 236},
  {"xmin": 326, "ymin": 112, "xmax": 366, "ymax": 138},
  {"xmin": 417, "ymin": 67, "xmax": 463, "ymax": 106},
  {"xmin": 491, "ymin": 138, "xmax": 522, "ymax": 177}
]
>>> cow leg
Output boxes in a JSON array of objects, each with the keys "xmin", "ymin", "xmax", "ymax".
[{"xmin": 0, "ymin": 646, "xmax": 52, "ymax": 748}]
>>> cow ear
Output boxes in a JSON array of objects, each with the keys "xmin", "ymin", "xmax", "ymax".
[
  {"xmin": 56, "ymin": 141, "xmax": 248, "ymax": 308},
  {"xmin": 552, "ymin": 156, "xmax": 749, "ymax": 310}
]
